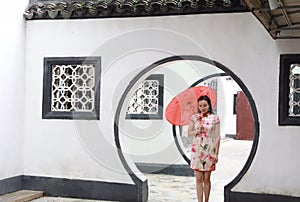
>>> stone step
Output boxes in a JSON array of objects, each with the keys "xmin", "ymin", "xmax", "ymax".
[{"xmin": 0, "ymin": 190, "xmax": 43, "ymax": 202}]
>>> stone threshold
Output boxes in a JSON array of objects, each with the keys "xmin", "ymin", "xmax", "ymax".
[{"xmin": 0, "ymin": 190, "xmax": 43, "ymax": 202}]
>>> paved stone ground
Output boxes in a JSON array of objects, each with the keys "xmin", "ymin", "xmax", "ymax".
[
  {"xmin": 146, "ymin": 139, "xmax": 253, "ymax": 202},
  {"xmin": 32, "ymin": 139, "xmax": 253, "ymax": 202}
]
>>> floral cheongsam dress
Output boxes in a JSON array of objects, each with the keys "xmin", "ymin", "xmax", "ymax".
[{"xmin": 190, "ymin": 113, "xmax": 220, "ymax": 172}]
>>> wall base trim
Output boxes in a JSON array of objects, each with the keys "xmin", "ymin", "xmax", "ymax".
[
  {"xmin": 228, "ymin": 191, "xmax": 300, "ymax": 202},
  {"xmin": 0, "ymin": 176, "xmax": 23, "ymax": 195},
  {"xmin": 0, "ymin": 175, "xmax": 147, "ymax": 201}
]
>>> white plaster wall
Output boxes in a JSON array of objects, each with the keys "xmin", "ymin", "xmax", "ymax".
[
  {"xmin": 24, "ymin": 21, "xmax": 136, "ymax": 183},
  {"xmin": 24, "ymin": 12, "xmax": 300, "ymax": 196},
  {"xmin": 0, "ymin": 1, "xmax": 27, "ymax": 179},
  {"xmin": 233, "ymin": 39, "xmax": 300, "ymax": 197}
]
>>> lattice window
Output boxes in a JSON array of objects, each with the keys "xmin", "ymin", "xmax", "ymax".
[
  {"xmin": 43, "ymin": 57, "xmax": 101, "ymax": 120},
  {"xmin": 51, "ymin": 64, "xmax": 95, "ymax": 112},
  {"xmin": 279, "ymin": 54, "xmax": 300, "ymax": 125},
  {"xmin": 289, "ymin": 64, "xmax": 300, "ymax": 116},
  {"xmin": 126, "ymin": 74, "xmax": 164, "ymax": 119},
  {"xmin": 127, "ymin": 80, "xmax": 159, "ymax": 114}
]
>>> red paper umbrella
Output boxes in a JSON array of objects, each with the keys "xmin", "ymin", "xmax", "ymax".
[{"xmin": 165, "ymin": 86, "xmax": 217, "ymax": 126}]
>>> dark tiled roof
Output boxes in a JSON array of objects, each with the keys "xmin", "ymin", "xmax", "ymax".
[{"xmin": 24, "ymin": 0, "xmax": 248, "ymax": 20}]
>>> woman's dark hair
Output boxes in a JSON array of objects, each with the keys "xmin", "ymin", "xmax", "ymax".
[{"xmin": 197, "ymin": 95, "xmax": 213, "ymax": 114}]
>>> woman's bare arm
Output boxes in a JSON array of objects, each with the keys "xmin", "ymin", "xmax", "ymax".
[
  {"xmin": 188, "ymin": 120, "xmax": 200, "ymax": 137},
  {"xmin": 214, "ymin": 123, "xmax": 221, "ymax": 155}
]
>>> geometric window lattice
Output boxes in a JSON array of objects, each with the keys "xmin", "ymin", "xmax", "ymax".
[
  {"xmin": 42, "ymin": 57, "xmax": 101, "ymax": 120},
  {"xmin": 127, "ymin": 80, "xmax": 158, "ymax": 114},
  {"xmin": 52, "ymin": 64, "xmax": 95, "ymax": 112},
  {"xmin": 289, "ymin": 64, "xmax": 300, "ymax": 116},
  {"xmin": 126, "ymin": 74, "xmax": 164, "ymax": 119}
]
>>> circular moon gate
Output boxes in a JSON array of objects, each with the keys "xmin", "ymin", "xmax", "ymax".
[{"xmin": 114, "ymin": 55, "xmax": 259, "ymax": 201}]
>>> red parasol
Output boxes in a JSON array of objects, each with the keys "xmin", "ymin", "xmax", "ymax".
[{"xmin": 165, "ymin": 86, "xmax": 217, "ymax": 126}]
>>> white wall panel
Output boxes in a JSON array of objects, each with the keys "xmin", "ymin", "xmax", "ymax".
[
  {"xmin": 0, "ymin": 0, "xmax": 27, "ymax": 179},
  {"xmin": 24, "ymin": 12, "xmax": 300, "ymax": 195}
]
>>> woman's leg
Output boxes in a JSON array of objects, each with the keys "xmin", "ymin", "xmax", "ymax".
[
  {"xmin": 203, "ymin": 171, "xmax": 212, "ymax": 202},
  {"xmin": 195, "ymin": 171, "xmax": 204, "ymax": 202}
]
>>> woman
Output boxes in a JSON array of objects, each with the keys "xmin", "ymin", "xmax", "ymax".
[{"xmin": 188, "ymin": 95, "xmax": 220, "ymax": 202}]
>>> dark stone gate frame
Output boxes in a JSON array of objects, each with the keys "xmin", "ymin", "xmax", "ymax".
[{"xmin": 114, "ymin": 55, "xmax": 260, "ymax": 202}]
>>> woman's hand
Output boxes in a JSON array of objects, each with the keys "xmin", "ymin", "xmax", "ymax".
[
  {"xmin": 194, "ymin": 128, "xmax": 201, "ymax": 136},
  {"xmin": 212, "ymin": 153, "xmax": 218, "ymax": 164},
  {"xmin": 194, "ymin": 124, "xmax": 206, "ymax": 137},
  {"xmin": 199, "ymin": 123, "xmax": 206, "ymax": 132}
]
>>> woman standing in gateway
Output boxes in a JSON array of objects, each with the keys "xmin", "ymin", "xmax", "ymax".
[{"xmin": 188, "ymin": 95, "xmax": 221, "ymax": 202}]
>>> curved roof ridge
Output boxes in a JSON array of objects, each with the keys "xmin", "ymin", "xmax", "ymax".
[{"xmin": 24, "ymin": 0, "xmax": 248, "ymax": 20}]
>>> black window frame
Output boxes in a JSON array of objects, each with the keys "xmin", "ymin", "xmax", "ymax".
[
  {"xmin": 278, "ymin": 54, "xmax": 300, "ymax": 126},
  {"xmin": 42, "ymin": 56, "xmax": 101, "ymax": 120},
  {"xmin": 126, "ymin": 74, "xmax": 164, "ymax": 120},
  {"xmin": 233, "ymin": 93, "xmax": 237, "ymax": 115}
]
